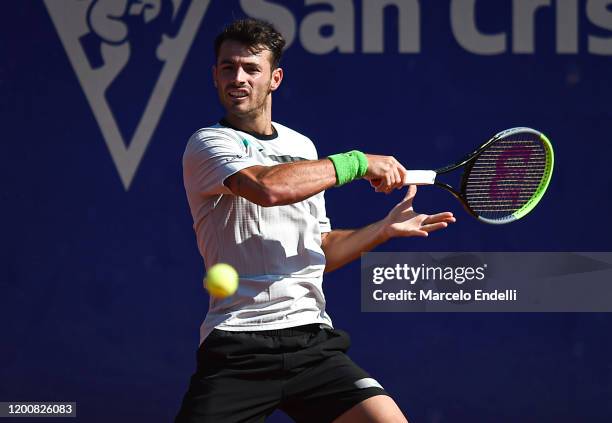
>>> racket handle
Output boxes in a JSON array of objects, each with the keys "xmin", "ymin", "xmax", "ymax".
[{"xmin": 403, "ymin": 170, "xmax": 436, "ymax": 185}]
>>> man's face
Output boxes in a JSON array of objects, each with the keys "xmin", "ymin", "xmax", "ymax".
[{"xmin": 213, "ymin": 40, "xmax": 282, "ymax": 118}]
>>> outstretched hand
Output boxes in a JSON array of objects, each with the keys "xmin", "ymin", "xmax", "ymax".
[{"xmin": 381, "ymin": 185, "xmax": 456, "ymax": 239}]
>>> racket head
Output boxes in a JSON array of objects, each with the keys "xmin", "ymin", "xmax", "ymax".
[{"xmin": 458, "ymin": 127, "xmax": 554, "ymax": 224}]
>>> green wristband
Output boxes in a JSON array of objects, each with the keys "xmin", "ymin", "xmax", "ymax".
[
  {"xmin": 328, "ymin": 150, "xmax": 369, "ymax": 186},
  {"xmin": 353, "ymin": 150, "xmax": 368, "ymax": 178}
]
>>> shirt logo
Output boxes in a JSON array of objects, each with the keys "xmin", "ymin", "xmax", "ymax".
[{"xmin": 44, "ymin": 0, "xmax": 210, "ymax": 189}]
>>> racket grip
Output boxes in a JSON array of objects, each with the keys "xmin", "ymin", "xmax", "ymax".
[{"xmin": 403, "ymin": 170, "xmax": 436, "ymax": 185}]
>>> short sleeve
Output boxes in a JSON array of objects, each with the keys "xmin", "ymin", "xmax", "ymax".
[
  {"xmin": 302, "ymin": 136, "xmax": 331, "ymax": 232},
  {"xmin": 183, "ymin": 128, "xmax": 260, "ymax": 196},
  {"xmin": 310, "ymin": 191, "xmax": 332, "ymax": 233}
]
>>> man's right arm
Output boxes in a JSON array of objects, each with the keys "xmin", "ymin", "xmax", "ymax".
[
  {"xmin": 224, "ymin": 154, "xmax": 410, "ymax": 207},
  {"xmin": 224, "ymin": 160, "xmax": 336, "ymax": 207}
]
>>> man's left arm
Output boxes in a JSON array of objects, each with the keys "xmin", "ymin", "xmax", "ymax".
[{"xmin": 320, "ymin": 185, "xmax": 456, "ymax": 273}]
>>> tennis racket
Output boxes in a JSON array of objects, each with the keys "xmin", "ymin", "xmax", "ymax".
[{"xmin": 404, "ymin": 127, "xmax": 554, "ymax": 224}]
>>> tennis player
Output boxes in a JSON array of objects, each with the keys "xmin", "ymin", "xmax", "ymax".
[{"xmin": 176, "ymin": 18, "xmax": 455, "ymax": 423}]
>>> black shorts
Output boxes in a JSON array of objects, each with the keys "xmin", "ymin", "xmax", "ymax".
[{"xmin": 175, "ymin": 324, "xmax": 389, "ymax": 423}]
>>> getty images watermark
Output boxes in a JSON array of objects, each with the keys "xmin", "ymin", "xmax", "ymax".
[
  {"xmin": 361, "ymin": 252, "xmax": 612, "ymax": 312},
  {"xmin": 370, "ymin": 262, "xmax": 517, "ymax": 302}
]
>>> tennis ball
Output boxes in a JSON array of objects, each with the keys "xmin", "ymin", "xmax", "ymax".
[{"xmin": 205, "ymin": 263, "xmax": 239, "ymax": 298}]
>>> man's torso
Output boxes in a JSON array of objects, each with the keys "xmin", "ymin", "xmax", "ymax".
[{"xmin": 182, "ymin": 121, "xmax": 333, "ymax": 343}]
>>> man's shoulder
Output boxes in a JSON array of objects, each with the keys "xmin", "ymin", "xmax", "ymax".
[
  {"xmin": 274, "ymin": 121, "xmax": 307, "ymax": 138},
  {"xmin": 186, "ymin": 123, "xmax": 245, "ymax": 151},
  {"xmin": 183, "ymin": 123, "xmax": 246, "ymax": 164},
  {"xmin": 189, "ymin": 123, "xmax": 241, "ymax": 142},
  {"xmin": 272, "ymin": 121, "xmax": 319, "ymax": 159},
  {"xmin": 273, "ymin": 121, "xmax": 315, "ymax": 147}
]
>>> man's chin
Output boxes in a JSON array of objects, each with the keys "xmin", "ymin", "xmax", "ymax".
[
  {"xmin": 224, "ymin": 102, "xmax": 247, "ymax": 112},
  {"xmin": 225, "ymin": 105, "xmax": 255, "ymax": 118}
]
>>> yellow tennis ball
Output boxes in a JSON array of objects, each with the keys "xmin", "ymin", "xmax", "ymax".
[{"xmin": 205, "ymin": 263, "xmax": 239, "ymax": 298}]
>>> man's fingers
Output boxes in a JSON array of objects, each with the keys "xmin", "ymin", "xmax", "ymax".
[
  {"xmin": 391, "ymin": 168, "xmax": 399, "ymax": 188},
  {"xmin": 365, "ymin": 155, "xmax": 411, "ymax": 193},
  {"xmin": 421, "ymin": 222, "xmax": 449, "ymax": 233},
  {"xmin": 423, "ymin": 212, "xmax": 456, "ymax": 224},
  {"xmin": 392, "ymin": 168, "xmax": 403, "ymax": 190}
]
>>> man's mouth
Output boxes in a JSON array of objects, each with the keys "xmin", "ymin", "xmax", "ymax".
[{"xmin": 228, "ymin": 90, "xmax": 249, "ymax": 99}]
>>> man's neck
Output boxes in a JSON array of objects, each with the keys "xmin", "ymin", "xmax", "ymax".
[{"xmin": 224, "ymin": 114, "xmax": 274, "ymax": 136}]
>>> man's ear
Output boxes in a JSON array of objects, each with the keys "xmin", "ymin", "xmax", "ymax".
[
  {"xmin": 270, "ymin": 67, "xmax": 283, "ymax": 91},
  {"xmin": 212, "ymin": 65, "xmax": 217, "ymax": 88}
]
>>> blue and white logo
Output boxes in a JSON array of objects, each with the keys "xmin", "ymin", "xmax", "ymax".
[{"xmin": 44, "ymin": 0, "xmax": 210, "ymax": 189}]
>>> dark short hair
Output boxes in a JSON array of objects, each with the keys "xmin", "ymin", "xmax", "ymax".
[{"xmin": 214, "ymin": 19, "xmax": 286, "ymax": 69}]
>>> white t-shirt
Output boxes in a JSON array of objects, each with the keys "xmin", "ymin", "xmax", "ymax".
[{"xmin": 183, "ymin": 120, "xmax": 333, "ymax": 344}]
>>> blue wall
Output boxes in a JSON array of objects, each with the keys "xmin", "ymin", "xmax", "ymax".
[{"xmin": 2, "ymin": 1, "xmax": 611, "ymax": 421}]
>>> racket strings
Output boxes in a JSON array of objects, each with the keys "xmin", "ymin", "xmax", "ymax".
[{"xmin": 464, "ymin": 137, "xmax": 547, "ymax": 219}]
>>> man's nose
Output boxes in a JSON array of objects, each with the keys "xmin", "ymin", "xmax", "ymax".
[{"xmin": 232, "ymin": 67, "xmax": 247, "ymax": 84}]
